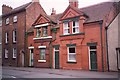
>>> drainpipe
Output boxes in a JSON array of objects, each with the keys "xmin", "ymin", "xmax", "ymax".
[
  {"xmin": 99, "ymin": 20, "xmax": 104, "ymax": 72},
  {"xmin": 105, "ymin": 27, "xmax": 110, "ymax": 72},
  {"xmin": 49, "ymin": 23, "xmax": 57, "ymax": 68}
]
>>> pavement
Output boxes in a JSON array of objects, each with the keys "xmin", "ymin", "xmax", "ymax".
[{"xmin": 1, "ymin": 66, "xmax": 119, "ymax": 79}]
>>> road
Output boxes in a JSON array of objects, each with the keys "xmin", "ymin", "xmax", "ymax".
[{"xmin": 1, "ymin": 66, "xmax": 119, "ymax": 79}]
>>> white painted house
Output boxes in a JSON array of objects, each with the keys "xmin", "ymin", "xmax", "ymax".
[{"xmin": 107, "ymin": 13, "xmax": 120, "ymax": 71}]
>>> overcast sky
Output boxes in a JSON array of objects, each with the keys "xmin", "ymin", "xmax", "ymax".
[{"xmin": 0, "ymin": 0, "xmax": 117, "ymax": 15}]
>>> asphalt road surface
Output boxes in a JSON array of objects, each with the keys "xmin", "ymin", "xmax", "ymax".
[{"xmin": 1, "ymin": 66, "xmax": 119, "ymax": 79}]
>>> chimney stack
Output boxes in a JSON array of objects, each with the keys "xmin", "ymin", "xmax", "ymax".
[
  {"xmin": 51, "ymin": 8, "xmax": 56, "ymax": 15},
  {"xmin": 69, "ymin": 0, "xmax": 78, "ymax": 8},
  {"xmin": 32, "ymin": 0, "xmax": 39, "ymax": 2},
  {"xmin": 2, "ymin": 4, "xmax": 12, "ymax": 14}
]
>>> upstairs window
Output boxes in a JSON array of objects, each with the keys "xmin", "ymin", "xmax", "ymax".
[
  {"xmin": 6, "ymin": 18, "xmax": 9, "ymax": 25},
  {"xmin": 13, "ymin": 16, "xmax": 17, "ymax": 22},
  {"xmin": 13, "ymin": 30, "xmax": 17, "ymax": 43},
  {"xmin": 13, "ymin": 48, "xmax": 16, "ymax": 58},
  {"xmin": 36, "ymin": 28, "xmax": 41, "ymax": 38},
  {"xmin": 72, "ymin": 21, "xmax": 79, "ymax": 33},
  {"xmin": 63, "ymin": 22, "xmax": 70, "ymax": 35},
  {"xmin": 36, "ymin": 26, "xmax": 48, "ymax": 38},
  {"xmin": 5, "ymin": 32, "xmax": 8, "ymax": 44},
  {"xmin": 42, "ymin": 26, "xmax": 48, "ymax": 37},
  {"xmin": 5, "ymin": 49, "xmax": 8, "ymax": 58}
]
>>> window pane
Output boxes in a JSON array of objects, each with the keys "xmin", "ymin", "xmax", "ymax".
[
  {"xmin": 73, "ymin": 28, "xmax": 75, "ymax": 33},
  {"xmin": 75, "ymin": 27, "xmax": 79, "ymax": 33},
  {"xmin": 69, "ymin": 54, "xmax": 76, "ymax": 61},
  {"xmin": 69, "ymin": 47, "xmax": 75, "ymax": 53},
  {"xmin": 73, "ymin": 21, "xmax": 75, "ymax": 26},
  {"xmin": 42, "ymin": 26, "xmax": 48, "ymax": 36},
  {"xmin": 90, "ymin": 46, "xmax": 96, "ymax": 49},
  {"xmin": 36, "ymin": 28, "xmax": 41, "ymax": 37},
  {"xmin": 40, "ymin": 49, "xmax": 46, "ymax": 60}
]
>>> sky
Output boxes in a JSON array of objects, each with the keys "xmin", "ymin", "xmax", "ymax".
[{"xmin": 0, "ymin": 0, "xmax": 118, "ymax": 15}]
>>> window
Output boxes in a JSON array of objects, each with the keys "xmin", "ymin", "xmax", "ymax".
[
  {"xmin": 72, "ymin": 21, "xmax": 79, "ymax": 33},
  {"xmin": 13, "ymin": 30, "xmax": 16, "ymax": 43},
  {"xmin": 68, "ymin": 46, "xmax": 76, "ymax": 62},
  {"xmin": 13, "ymin": 16, "xmax": 17, "ymax": 22},
  {"xmin": 63, "ymin": 22, "xmax": 70, "ymax": 35},
  {"xmin": 5, "ymin": 32, "xmax": 8, "ymax": 44},
  {"xmin": 13, "ymin": 48, "xmax": 16, "ymax": 58},
  {"xmin": 42, "ymin": 26, "xmax": 48, "ymax": 37},
  {"xmin": 36, "ymin": 26, "xmax": 48, "ymax": 38},
  {"xmin": 36, "ymin": 28, "xmax": 41, "ymax": 38},
  {"xmin": 40, "ymin": 49, "xmax": 46, "ymax": 60},
  {"xmin": 6, "ymin": 18, "xmax": 9, "ymax": 24},
  {"xmin": 5, "ymin": 49, "xmax": 8, "ymax": 58}
]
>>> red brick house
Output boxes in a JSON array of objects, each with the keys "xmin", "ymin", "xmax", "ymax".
[
  {"xmin": 2, "ymin": 0, "xmax": 46, "ymax": 67},
  {"xmin": 27, "ymin": 0, "xmax": 117, "ymax": 71}
]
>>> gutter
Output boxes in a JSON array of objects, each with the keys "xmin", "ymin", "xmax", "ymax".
[{"xmin": 99, "ymin": 20, "xmax": 104, "ymax": 72}]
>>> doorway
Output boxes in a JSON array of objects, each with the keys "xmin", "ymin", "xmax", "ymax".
[
  {"xmin": 29, "ymin": 49, "xmax": 34, "ymax": 67},
  {"xmin": 54, "ymin": 47, "xmax": 59, "ymax": 69},
  {"xmin": 89, "ymin": 46, "xmax": 97, "ymax": 70}
]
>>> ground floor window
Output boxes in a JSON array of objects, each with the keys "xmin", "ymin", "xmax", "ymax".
[
  {"xmin": 68, "ymin": 46, "xmax": 76, "ymax": 62},
  {"xmin": 5, "ymin": 49, "xmax": 8, "ymax": 58},
  {"xmin": 40, "ymin": 49, "xmax": 46, "ymax": 60},
  {"xmin": 13, "ymin": 48, "xmax": 16, "ymax": 58}
]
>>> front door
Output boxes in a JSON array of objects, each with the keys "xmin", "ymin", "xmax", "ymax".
[
  {"xmin": 54, "ymin": 46, "xmax": 59, "ymax": 69},
  {"xmin": 55, "ymin": 51, "xmax": 59, "ymax": 69},
  {"xmin": 89, "ymin": 46, "xmax": 97, "ymax": 70},
  {"xmin": 29, "ymin": 49, "xmax": 34, "ymax": 67},
  {"xmin": 90, "ymin": 51, "xmax": 97, "ymax": 70}
]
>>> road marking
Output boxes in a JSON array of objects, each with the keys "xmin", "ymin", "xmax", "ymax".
[{"xmin": 11, "ymin": 76, "xmax": 16, "ymax": 78}]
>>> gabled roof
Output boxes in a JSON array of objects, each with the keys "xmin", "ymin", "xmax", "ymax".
[
  {"xmin": 2, "ymin": 2, "xmax": 47, "ymax": 17},
  {"xmin": 60, "ymin": 5, "xmax": 85, "ymax": 20},
  {"xmin": 80, "ymin": 2, "xmax": 114, "ymax": 23},
  {"xmin": 2, "ymin": 2, "xmax": 32, "ymax": 17}
]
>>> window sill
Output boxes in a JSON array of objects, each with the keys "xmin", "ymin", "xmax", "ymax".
[
  {"xmin": 67, "ymin": 61, "xmax": 77, "ymax": 64},
  {"xmin": 60, "ymin": 32, "xmax": 85, "ymax": 37},
  {"xmin": 38, "ymin": 60, "xmax": 46, "ymax": 63},
  {"xmin": 33, "ymin": 36, "xmax": 52, "ymax": 40}
]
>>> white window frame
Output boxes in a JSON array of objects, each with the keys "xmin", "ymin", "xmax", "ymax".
[
  {"xmin": 13, "ymin": 16, "xmax": 17, "ymax": 22},
  {"xmin": 63, "ymin": 22, "xmax": 70, "ymax": 35},
  {"xmin": 5, "ymin": 32, "xmax": 8, "ymax": 44},
  {"xmin": 67, "ymin": 46, "xmax": 76, "ymax": 62},
  {"xmin": 38, "ymin": 46, "xmax": 46, "ymax": 62},
  {"xmin": 72, "ymin": 20, "xmax": 79, "ymax": 34},
  {"xmin": 6, "ymin": 18, "xmax": 9, "ymax": 25},
  {"xmin": 5, "ymin": 49, "xmax": 8, "ymax": 58},
  {"xmin": 13, "ymin": 30, "xmax": 16, "ymax": 43},
  {"xmin": 13, "ymin": 48, "xmax": 16, "ymax": 58}
]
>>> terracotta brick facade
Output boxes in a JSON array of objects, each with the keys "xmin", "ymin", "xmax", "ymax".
[
  {"xmin": 2, "ymin": 1, "xmax": 46, "ymax": 67},
  {"xmin": 26, "ymin": 1, "xmax": 119, "ymax": 71}
]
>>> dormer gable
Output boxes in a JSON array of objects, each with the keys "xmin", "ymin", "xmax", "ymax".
[
  {"xmin": 60, "ymin": 5, "xmax": 84, "ymax": 20},
  {"xmin": 33, "ymin": 14, "xmax": 50, "ymax": 26}
]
